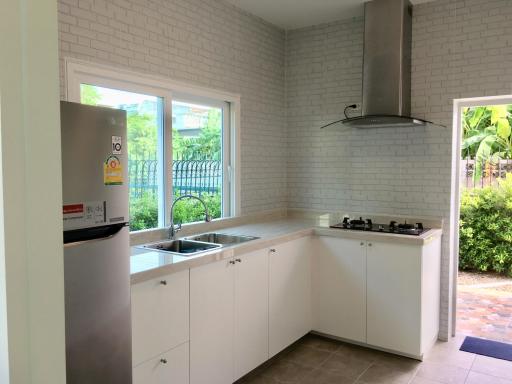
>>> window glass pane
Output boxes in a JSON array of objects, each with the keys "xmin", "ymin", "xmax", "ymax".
[
  {"xmin": 80, "ymin": 84, "xmax": 163, "ymax": 231},
  {"xmin": 172, "ymin": 100, "xmax": 223, "ymax": 224}
]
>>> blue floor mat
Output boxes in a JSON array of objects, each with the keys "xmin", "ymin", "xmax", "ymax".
[{"xmin": 460, "ymin": 336, "xmax": 512, "ymax": 361}]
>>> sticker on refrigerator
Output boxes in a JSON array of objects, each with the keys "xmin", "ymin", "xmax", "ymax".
[
  {"xmin": 63, "ymin": 201, "xmax": 106, "ymax": 227},
  {"xmin": 112, "ymin": 135, "xmax": 122, "ymax": 155},
  {"xmin": 104, "ymin": 155, "xmax": 123, "ymax": 185}
]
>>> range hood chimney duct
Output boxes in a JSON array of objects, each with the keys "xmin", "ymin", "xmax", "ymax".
[{"xmin": 321, "ymin": 0, "xmax": 437, "ymax": 129}]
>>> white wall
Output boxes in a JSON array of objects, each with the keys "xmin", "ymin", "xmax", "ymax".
[
  {"xmin": 0, "ymin": 0, "xmax": 66, "ymax": 383},
  {"xmin": 57, "ymin": 0, "xmax": 512, "ymax": 341},
  {"xmin": 286, "ymin": 0, "xmax": 512, "ymax": 339},
  {"xmin": 57, "ymin": 0, "xmax": 287, "ymax": 214}
]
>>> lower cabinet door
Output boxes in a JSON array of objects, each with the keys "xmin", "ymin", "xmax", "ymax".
[
  {"xmin": 133, "ymin": 343, "xmax": 189, "ymax": 384},
  {"xmin": 312, "ymin": 237, "xmax": 366, "ymax": 342},
  {"xmin": 366, "ymin": 241, "xmax": 422, "ymax": 356},
  {"xmin": 234, "ymin": 249, "xmax": 269, "ymax": 380},
  {"xmin": 269, "ymin": 237, "xmax": 312, "ymax": 357},
  {"xmin": 190, "ymin": 258, "xmax": 235, "ymax": 384}
]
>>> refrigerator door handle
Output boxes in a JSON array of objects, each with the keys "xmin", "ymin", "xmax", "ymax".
[
  {"xmin": 63, "ymin": 223, "xmax": 128, "ymax": 246},
  {"xmin": 64, "ymin": 231, "xmax": 121, "ymax": 248}
]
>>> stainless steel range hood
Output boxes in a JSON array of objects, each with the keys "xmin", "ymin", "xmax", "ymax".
[{"xmin": 322, "ymin": 0, "xmax": 435, "ymax": 129}]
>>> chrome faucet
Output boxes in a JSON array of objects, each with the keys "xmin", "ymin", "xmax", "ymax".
[{"xmin": 168, "ymin": 194, "xmax": 212, "ymax": 239}]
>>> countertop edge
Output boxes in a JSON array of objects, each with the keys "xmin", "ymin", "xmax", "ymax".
[{"xmin": 130, "ymin": 224, "xmax": 443, "ymax": 284}]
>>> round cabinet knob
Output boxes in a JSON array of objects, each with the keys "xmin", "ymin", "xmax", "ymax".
[
  {"xmin": 360, "ymin": 242, "xmax": 364, "ymax": 246},
  {"xmin": 160, "ymin": 358, "xmax": 168, "ymax": 364},
  {"xmin": 368, "ymin": 243, "xmax": 372, "ymax": 247},
  {"xmin": 160, "ymin": 280, "xmax": 167, "ymax": 285}
]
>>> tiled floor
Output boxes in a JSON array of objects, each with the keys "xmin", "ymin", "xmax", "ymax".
[
  {"xmin": 457, "ymin": 290, "xmax": 512, "ymax": 342},
  {"xmin": 236, "ymin": 333, "xmax": 512, "ymax": 384},
  {"xmin": 457, "ymin": 271, "xmax": 512, "ymax": 342}
]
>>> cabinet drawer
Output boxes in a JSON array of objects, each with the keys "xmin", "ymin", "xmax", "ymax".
[
  {"xmin": 133, "ymin": 343, "xmax": 189, "ymax": 384},
  {"xmin": 132, "ymin": 270, "xmax": 189, "ymax": 366}
]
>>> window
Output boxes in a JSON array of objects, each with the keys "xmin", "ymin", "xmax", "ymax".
[
  {"xmin": 171, "ymin": 97, "xmax": 230, "ymax": 224},
  {"xmin": 69, "ymin": 61, "xmax": 239, "ymax": 231}
]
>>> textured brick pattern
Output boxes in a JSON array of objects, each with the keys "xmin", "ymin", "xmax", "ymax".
[
  {"xmin": 286, "ymin": 0, "xmax": 512, "ymax": 339},
  {"xmin": 413, "ymin": 0, "xmax": 512, "ymax": 340},
  {"xmin": 59, "ymin": 0, "xmax": 512, "ymax": 340},
  {"xmin": 57, "ymin": 0, "xmax": 287, "ymax": 214}
]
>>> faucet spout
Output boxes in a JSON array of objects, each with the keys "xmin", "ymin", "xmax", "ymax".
[{"xmin": 168, "ymin": 194, "xmax": 211, "ymax": 239}]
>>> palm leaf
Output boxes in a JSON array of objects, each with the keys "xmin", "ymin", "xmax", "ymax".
[{"xmin": 474, "ymin": 135, "xmax": 497, "ymax": 181}]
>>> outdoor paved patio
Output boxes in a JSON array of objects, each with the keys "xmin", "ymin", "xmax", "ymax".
[{"xmin": 457, "ymin": 271, "xmax": 512, "ymax": 342}]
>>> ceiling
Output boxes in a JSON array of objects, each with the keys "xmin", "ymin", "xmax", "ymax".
[{"xmin": 225, "ymin": 0, "xmax": 435, "ymax": 30}]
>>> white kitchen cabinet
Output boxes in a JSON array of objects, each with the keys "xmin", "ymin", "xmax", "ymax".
[
  {"xmin": 190, "ymin": 249, "xmax": 270, "ymax": 384},
  {"xmin": 366, "ymin": 237, "xmax": 441, "ymax": 358},
  {"xmin": 269, "ymin": 236, "xmax": 312, "ymax": 357},
  {"xmin": 133, "ymin": 342, "xmax": 189, "ymax": 384},
  {"xmin": 234, "ymin": 249, "xmax": 269, "ymax": 380},
  {"xmin": 312, "ymin": 237, "xmax": 366, "ymax": 343},
  {"xmin": 131, "ymin": 270, "xmax": 189, "ymax": 367},
  {"xmin": 190, "ymin": 258, "xmax": 235, "ymax": 384},
  {"xmin": 234, "ymin": 248, "xmax": 269, "ymax": 380}
]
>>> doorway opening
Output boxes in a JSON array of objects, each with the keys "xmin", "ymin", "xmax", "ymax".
[{"xmin": 454, "ymin": 98, "xmax": 512, "ymax": 342}]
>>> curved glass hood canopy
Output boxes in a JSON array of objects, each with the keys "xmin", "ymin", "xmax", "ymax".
[
  {"xmin": 321, "ymin": 115, "xmax": 435, "ymax": 129},
  {"xmin": 321, "ymin": 0, "xmax": 442, "ymax": 130}
]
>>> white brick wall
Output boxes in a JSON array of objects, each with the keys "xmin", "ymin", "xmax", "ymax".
[
  {"xmin": 412, "ymin": 0, "xmax": 512, "ymax": 339},
  {"xmin": 286, "ymin": 0, "xmax": 512, "ymax": 339},
  {"xmin": 58, "ymin": 0, "xmax": 287, "ymax": 214},
  {"xmin": 59, "ymin": 0, "xmax": 512, "ymax": 340}
]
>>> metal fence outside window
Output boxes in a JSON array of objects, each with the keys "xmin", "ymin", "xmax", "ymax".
[
  {"xmin": 461, "ymin": 158, "xmax": 512, "ymax": 189},
  {"xmin": 128, "ymin": 159, "xmax": 221, "ymax": 198}
]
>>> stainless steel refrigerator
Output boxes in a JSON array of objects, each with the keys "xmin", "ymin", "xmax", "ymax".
[{"xmin": 61, "ymin": 101, "xmax": 132, "ymax": 384}]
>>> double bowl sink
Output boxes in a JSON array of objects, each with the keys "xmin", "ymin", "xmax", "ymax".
[{"xmin": 137, "ymin": 233, "xmax": 260, "ymax": 257}]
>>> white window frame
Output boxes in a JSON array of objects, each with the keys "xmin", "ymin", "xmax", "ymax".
[{"xmin": 65, "ymin": 58, "xmax": 241, "ymax": 228}]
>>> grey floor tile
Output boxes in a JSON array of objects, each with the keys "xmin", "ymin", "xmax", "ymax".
[
  {"xmin": 260, "ymin": 359, "xmax": 316, "ymax": 383},
  {"xmin": 471, "ymin": 355, "xmax": 512, "ymax": 380},
  {"xmin": 301, "ymin": 334, "xmax": 342, "ymax": 353},
  {"xmin": 423, "ymin": 345, "xmax": 475, "ymax": 370},
  {"xmin": 299, "ymin": 368, "xmax": 358, "ymax": 384},
  {"xmin": 319, "ymin": 352, "xmax": 372, "ymax": 379},
  {"xmin": 373, "ymin": 353, "xmax": 421, "ymax": 373},
  {"xmin": 281, "ymin": 343, "xmax": 333, "ymax": 368},
  {"xmin": 415, "ymin": 361, "xmax": 469, "ymax": 384},
  {"xmin": 355, "ymin": 363, "xmax": 414, "ymax": 384},
  {"xmin": 466, "ymin": 371, "xmax": 512, "ymax": 384},
  {"xmin": 409, "ymin": 377, "xmax": 444, "ymax": 384},
  {"xmin": 334, "ymin": 343, "xmax": 382, "ymax": 365},
  {"xmin": 237, "ymin": 372, "xmax": 282, "ymax": 384}
]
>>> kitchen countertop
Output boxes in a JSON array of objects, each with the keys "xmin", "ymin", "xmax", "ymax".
[{"xmin": 130, "ymin": 217, "xmax": 442, "ymax": 284}]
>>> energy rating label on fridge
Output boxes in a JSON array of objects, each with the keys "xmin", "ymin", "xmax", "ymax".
[{"xmin": 104, "ymin": 155, "xmax": 123, "ymax": 185}]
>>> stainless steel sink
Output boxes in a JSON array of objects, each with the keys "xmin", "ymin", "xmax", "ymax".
[
  {"xmin": 186, "ymin": 233, "xmax": 260, "ymax": 245},
  {"xmin": 138, "ymin": 239, "xmax": 221, "ymax": 255}
]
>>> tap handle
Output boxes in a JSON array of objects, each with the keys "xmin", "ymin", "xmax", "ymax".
[{"xmin": 205, "ymin": 214, "xmax": 212, "ymax": 222}]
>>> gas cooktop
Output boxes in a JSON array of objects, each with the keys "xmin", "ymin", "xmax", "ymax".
[{"xmin": 330, "ymin": 217, "xmax": 429, "ymax": 236}]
